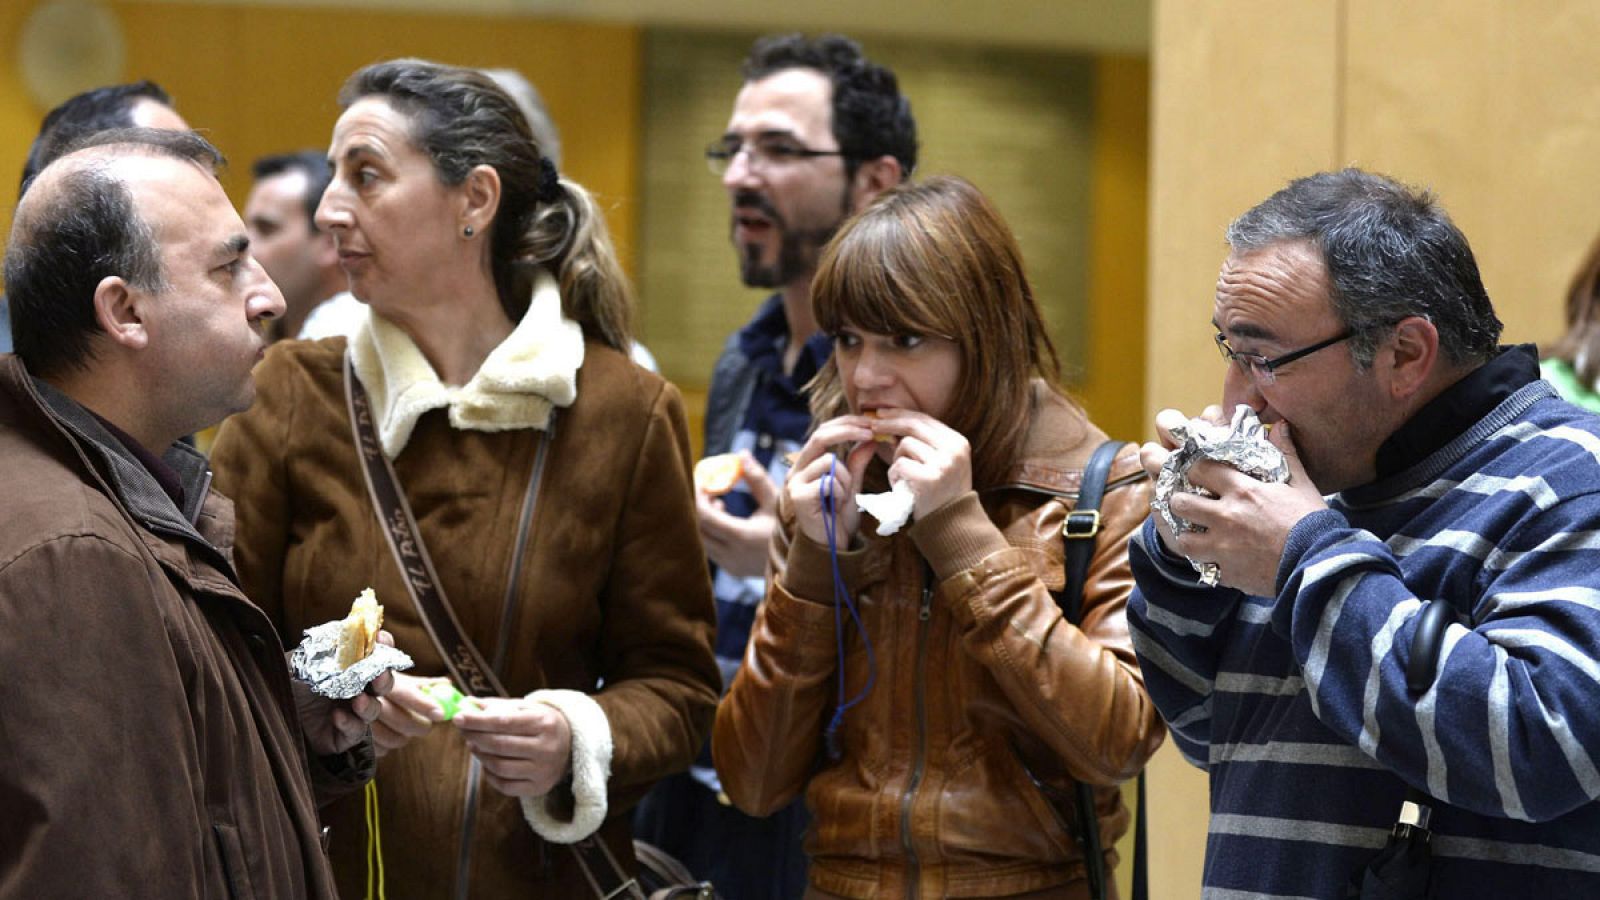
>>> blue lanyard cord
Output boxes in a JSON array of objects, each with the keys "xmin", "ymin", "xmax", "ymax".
[{"xmin": 821, "ymin": 456, "xmax": 876, "ymax": 760}]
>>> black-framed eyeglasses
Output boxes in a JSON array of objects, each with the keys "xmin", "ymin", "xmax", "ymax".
[
  {"xmin": 705, "ymin": 136, "xmax": 848, "ymax": 176},
  {"xmin": 1214, "ymin": 330, "xmax": 1353, "ymax": 384}
]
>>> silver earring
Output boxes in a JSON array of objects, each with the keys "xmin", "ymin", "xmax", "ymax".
[{"xmin": 463, "ymin": 225, "xmax": 475, "ymax": 237}]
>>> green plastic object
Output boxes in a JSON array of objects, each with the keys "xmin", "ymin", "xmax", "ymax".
[{"xmin": 421, "ymin": 680, "xmax": 466, "ymax": 720}]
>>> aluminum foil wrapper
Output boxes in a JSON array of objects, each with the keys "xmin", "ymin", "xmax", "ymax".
[
  {"xmin": 1152, "ymin": 405, "xmax": 1289, "ymax": 586},
  {"xmin": 290, "ymin": 620, "xmax": 414, "ymax": 700}
]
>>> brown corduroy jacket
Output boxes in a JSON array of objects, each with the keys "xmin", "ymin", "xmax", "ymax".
[
  {"xmin": 714, "ymin": 384, "xmax": 1166, "ymax": 899},
  {"xmin": 0, "ymin": 356, "xmax": 351, "ymax": 900},
  {"xmin": 210, "ymin": 337, "xmax": 719, "ymax": 899}
]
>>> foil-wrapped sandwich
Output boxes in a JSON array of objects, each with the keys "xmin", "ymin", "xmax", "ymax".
[
  {"xmin": 1151, "ymin": 406, "xmax": 1288, "ymax": 586},
  {"xmin": 291, "ymin": 588, "xmax": 414, "ymax": 699}
]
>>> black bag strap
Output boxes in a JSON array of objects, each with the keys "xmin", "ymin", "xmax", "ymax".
[
  {"xmin": 1132, "ymin": 769, "xmax": 1148, "ymax": 900},
  {"xmin": 343, "ymin": 356, "xmax": 643, "ymax": 900},
  {"xmin": 1062, "ymin": 439, "xmax": 1126, "ymax": 623},
  {"xmin": 1398, "ymin": 600, "xmax": 1459, "ymax": 829},
  {"xmin": 1057, "ymin": 439, "xmax": 1148, "ymax": 900},
  {"xmin": 1344, "ymin": 600, "xmax": 1458, "ymax": 899}
]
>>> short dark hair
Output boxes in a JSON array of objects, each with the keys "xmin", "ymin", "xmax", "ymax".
[
  {"xmin": 252, "ymin": 150, "xmax": 333, "ymax": 231},
  {"xmin": 1226, "ymin": 168, "xmax": 1502, "ymax": 368},
  {"xmin": 19, "ymin": 81, "xmax": 175, "ymax": 195},
  {"xmin": 741, "ymin": 33, "xmax": 917, "ymax": 181},
  {"xmin": 7, "ymin": 129, "xmax": 223, "ymax": 378}
]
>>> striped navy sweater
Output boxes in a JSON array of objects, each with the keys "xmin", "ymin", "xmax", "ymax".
[{"xmin": 1129, "ymin": 381, "xmax": 1600, "ymax": 898}]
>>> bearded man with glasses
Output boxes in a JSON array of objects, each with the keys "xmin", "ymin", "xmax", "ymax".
[
  {"xmin": 633, "ymin": 32, "xmax": 916, "ymax": 900},
  {"xmin": 1128, "ymin": 168, "xmax": 1600, "ymax": 898}
]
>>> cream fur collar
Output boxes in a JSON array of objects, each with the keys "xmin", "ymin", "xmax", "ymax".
[{"xmin": 349, "ymin": 272, "xmax": 584, "ymax": 458}]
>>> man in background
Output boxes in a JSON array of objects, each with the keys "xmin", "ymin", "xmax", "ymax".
[
  {"xmin": 243, "ymin": 151, "xmax": 362, "ymax": 341},
  {"xmin": 1, "ymin": 80, "xmax": 188, "ymax": 353},
  {"xmin": 634, "ymin": 32, "xmax": 917, "ymax": 899}
]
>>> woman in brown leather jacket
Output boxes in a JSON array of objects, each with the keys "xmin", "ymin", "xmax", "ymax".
[{"xmin": 713, "ymin": 176, "xmax": 1165, "ymax": 899}]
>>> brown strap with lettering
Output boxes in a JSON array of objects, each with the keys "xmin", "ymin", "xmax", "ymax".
[
  {"xmin": 344, "ymin": 355, "xmax": 507, "ymax": 697},
  {"xmin": 342, "ymin": 354, "xmax": 643, "ymax": 900}
]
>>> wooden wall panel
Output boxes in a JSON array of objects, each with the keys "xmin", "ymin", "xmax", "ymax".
[
  {"xmin": 1343, "ymin": 0, "xmax": 1600, "ymax": 349},
  {"xmin": 1148, "ymin": 1, "xmax": 1340, "ymax": 428}
]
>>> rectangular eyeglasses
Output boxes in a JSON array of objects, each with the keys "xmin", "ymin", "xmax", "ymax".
[{"xmin": 1214, "ymin": 330, "xmax": 1353, "ymax": 384}]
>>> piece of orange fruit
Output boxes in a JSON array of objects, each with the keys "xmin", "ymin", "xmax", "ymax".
[
  {"xmin": 694, "ymin": 453, "xmax": 744, "ymax": 495},
  {"xmin": 864, "ymin": 409, "xmax": 894, "ymax": 443}
]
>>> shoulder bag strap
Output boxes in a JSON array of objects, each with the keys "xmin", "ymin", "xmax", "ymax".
[
  {"xmin": 342, "ymin": 355, "xmax": 642, "ymax": 900},
  {"xmin": 1059, "ymin": 439, "xmax": 1149, "ymax": 900},
  {"xmin": 1399, "ymin": 601, "xmax": 1458, "ymax": 828},
  {"xmin": 344, "ymin": 354, "xmax": 508, "ymax": 698},
  {"xmin": 1061, "ymin": 439, "xmax": 1125, "ymax": 623}
]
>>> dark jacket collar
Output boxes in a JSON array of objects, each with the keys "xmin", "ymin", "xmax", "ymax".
[
  {"xmin": 85, "ymin": 408, "xmax": 187, "ymax": 510},
  {"xmin": 22, "ymin": 368, "xmax": 213, "ymax": 539},
  {"xmin": 736, "ymin": 293, "xmax": 833, "ymax": 383},
  {"xmin": 1373, "ymin": 343, "xmax": 1540, "ymax": 481}
]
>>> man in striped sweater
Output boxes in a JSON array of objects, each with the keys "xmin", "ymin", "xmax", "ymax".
[{"xmin": 1129, "ymin": 168, "xmax": 1600, "ymax": 898}]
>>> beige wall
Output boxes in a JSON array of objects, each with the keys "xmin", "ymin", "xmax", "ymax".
[
  {"xmin": 1147, "ymin": 0, "xmax": 1600, "ymax": 894},
  {"xmin": 1149, "ymin": 2, "xmax": 1341, "ymax": 425}
]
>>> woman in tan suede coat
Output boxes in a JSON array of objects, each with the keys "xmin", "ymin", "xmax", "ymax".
[
  {"xmin": 211, "ymin": 59, "xmax": 719, "ymax": 899},
  {"xmin": 713, "ymin": 177, "xmax": 1165, "ymax": 899}
]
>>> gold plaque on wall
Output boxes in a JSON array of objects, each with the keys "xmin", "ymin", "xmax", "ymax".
[{"xmin": 18, "ymin": 0, "xmax": 127, "ymax": 110}]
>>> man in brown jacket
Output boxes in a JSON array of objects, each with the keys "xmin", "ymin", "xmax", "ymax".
[{"xmin": 0, "ymin": 127, "xmax": 385, "ymax": 898}]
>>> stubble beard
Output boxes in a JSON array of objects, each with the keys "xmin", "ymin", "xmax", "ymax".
[
  {"xmin": 738, "ymin": 221, "xmax": 840, "ymax": 289},
  {"xmin": 734, "ymin": 183, "xmax": 854, "ymax": 289}
]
